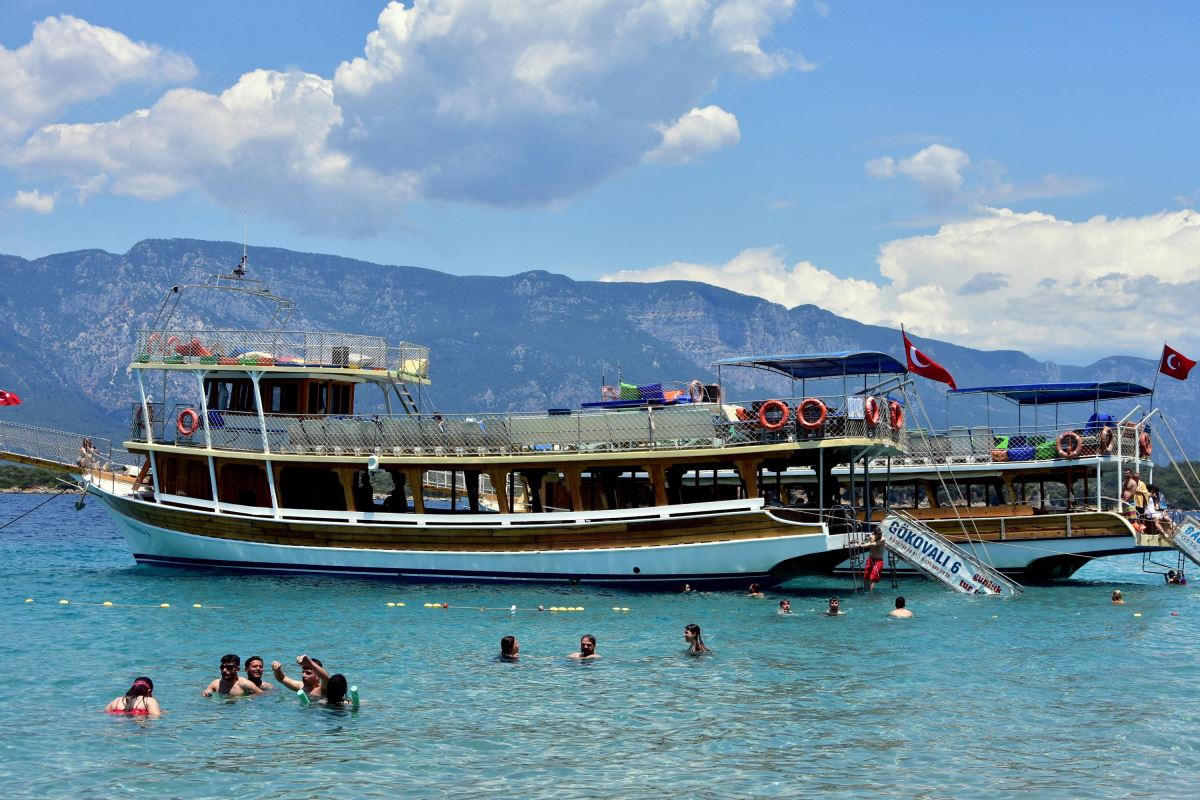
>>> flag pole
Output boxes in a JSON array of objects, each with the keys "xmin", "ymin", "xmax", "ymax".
[{"xmin": 1150, "ymin": 342, "xmax": 1163, "ymax": 412}]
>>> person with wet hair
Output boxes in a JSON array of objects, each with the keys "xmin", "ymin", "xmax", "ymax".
[
  {"xmin": 273, "ymin": 654, "xmax": 325, "ymax": 699},
  {"xmin": 568, "ymin": 634, "xmax": 600, "ymax": 660},
  {"xmin": 105, "ymin": 677, "xmax": 161, "ymax": 717},
  {"xmin": 202, "ymin": 654, "xmax": 263, "ymax": 697},
  {"xmin": 683, "ymin": 623, "xmax": 711, "ymax": 654},
  {"xmin": 244, "ymin": 656, "xmax": 274, "ymax": 692},
  {"xmin": 499, "ymin": 635, "xmax": 520, "ymax": 661}
]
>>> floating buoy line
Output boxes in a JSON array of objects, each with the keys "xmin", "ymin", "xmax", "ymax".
[{"xmin": 21, "ymin": 597, "xmax": 630, "ymax": 613}]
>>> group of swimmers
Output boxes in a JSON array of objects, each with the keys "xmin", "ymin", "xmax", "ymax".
[{"xmin": 106, "ymin": 652, "xmax": 356, "ymax": 717}]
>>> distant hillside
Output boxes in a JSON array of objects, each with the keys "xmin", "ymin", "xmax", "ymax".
[{"xmin": 1, "ymin": 238, "xmax": 1196, "ymax": 457}]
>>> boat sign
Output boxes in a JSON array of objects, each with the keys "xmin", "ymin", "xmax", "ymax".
[
  {"xmin": 880, "ymin": 513, "xmax": 1021, "ymax": 596},
  {"xmin": 1172, "ymin": 516, "xmax": 1200, "ymax": 568}
]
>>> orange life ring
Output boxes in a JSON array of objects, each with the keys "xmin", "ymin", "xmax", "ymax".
[
  {"xmin": 757, "ymin": 399, "xmax": 790, "ymax": 431},
  {"xmin": 687, "ymin": 380, "xmax": 704, "ymax": 403},
  {"xmin": 1139, "ymin": 431, "xmax": 1152, "ymax": 457},
  {"xmin": 1100, "ymin": 426, "xmax": 1115, "ymax": 454},
  {"xmin": 888, "ymin": 400, "xmax": 905, "ymax": 430},
  {"xmin": 1056, "ymin": 430, "xmax": 1082, "ymax": 458},
  {"xmin": 176, "ymin": 408, "xmax": 200, "ymax": 437},
  {"xmin": 864, "ymin": 396, "xmax": 881, "ymax": 427},
  {"xmin": 797, "ymin": 398, "xmax": 827, "ymax": 430}
]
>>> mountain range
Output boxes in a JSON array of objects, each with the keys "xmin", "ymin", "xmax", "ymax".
[{"xmin": 1, "ymin": 238, "xmax": 1196, "ymax": 457}]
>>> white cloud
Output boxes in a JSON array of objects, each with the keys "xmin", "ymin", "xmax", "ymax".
[
  {"xmin": 601, "ymin": 207, "xmax": 1200, "ymax": 361},
  {"xmin": 5, "ymin": 3, "xmax": 807, "ymax": 231},
  {"xmin": 644, "ymin": 105, "xmax": 740, "ymax": 164},
  {"xmin": 11, "ymin": 189, "xmax": 55, "ymax": 214},
  {"xmin": 867, "ymin": 143, "xmax": 1096, "ymax": 207},
  {"xmin": 0, "ymin": 15, "xmax": 194, "ymax": 146}
]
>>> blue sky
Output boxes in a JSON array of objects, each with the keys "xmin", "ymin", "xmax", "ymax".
[{"xmin": 1, "ymin": 1, "xmax": 1198, "ymax": 363}]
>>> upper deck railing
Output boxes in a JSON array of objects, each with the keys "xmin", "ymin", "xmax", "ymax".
[
  {"xmin": 886, "ymin": 417, "xmax": 1149, "ymax": 468},
  {"xmin": 132, "ymin": 393, "xmax": 907, "ymax": 457},
  {"xmin": 133, "ymin": 329, "xmax": 430, "ymax": 381}
]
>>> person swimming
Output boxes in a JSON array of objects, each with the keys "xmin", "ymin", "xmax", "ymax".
[
  {"xmin": 499, "ymin": 635, "xmax": 520, "ymax": 661},
  {"xmin": 778, "ymin": 599, "xmax": 792, "ymax": 614},
  {"xmin": 683, "ymin": 623, "xmax": 711, "ymax": 654},
  {"xmin": 105, "ymin": 676, "xmax": 161, "ymax": 717},
  {"xmin": 825, "ymin": 597, "xmax": 843, "ymax": 616}
]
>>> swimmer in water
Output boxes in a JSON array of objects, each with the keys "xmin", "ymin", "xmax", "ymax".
[
  {"xmin": 322, "ymin": 673, "xmax": 354, "ymax": 707},
  {"xmin": 1111, "ymin": 590, "xmax": 1125, "ymax": 605},
  {"xmin": 202, "ymin": 654, "xmax": 263, "ymax": 698},
  {"xmin": 825, "ymin": 597, "xmax": 843, "ymax": 616},
  {"xmin": 747, "ymin": 583, "xmax": 765, "ymax": 598},
  {"xmin": 244, "ymin": 656, "xmax": 274, "ymax": 692},
  {"xmin": 105, "ymin": 676, "xmax": 161, "ymax": 717},
  {"xmin": 683, "ymin": 623, "xmax": 711, "ymax": 654},
  {"xmin": 499, "ymin": 635, "xmax": 520, "ymax": 661},
  {"xmin": 273, "ymin": 654, "xmax": 326, "ymax": 699},
  {"xmin": 888, "ymin": 596, "xmax": 913, "ymax": 618},
  {"xmin": 778, "ymin": 599, "xmax": 792, "ymax": 614},
  {"xmin": 568, "ymin": 634, "xmax": 601, "ymax": 660}
]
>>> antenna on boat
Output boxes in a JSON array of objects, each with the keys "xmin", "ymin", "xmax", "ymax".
[{"xmin": 233, "ymin": 211, "xmax": 249, "ymax": 278}]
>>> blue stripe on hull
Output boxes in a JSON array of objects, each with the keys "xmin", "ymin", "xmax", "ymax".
[{"xmin": 131, "ymin": 552, "xmax": 776, "ymax": 590}]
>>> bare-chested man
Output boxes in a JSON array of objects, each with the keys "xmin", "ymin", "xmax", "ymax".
[
  {"xmin": 244, "ymin": 655, "xmax": 274, "ymax": 692},
  {"xmin": 201, "ymin": 654, "xmax": 264, "ymax": 697},
  {"xmin": 273, "ymin": 654, "xmax": 326, "ymax": 699},
  {"xmin": 864, "ymin": 527, "xmax": 886, "ymax": 592}
]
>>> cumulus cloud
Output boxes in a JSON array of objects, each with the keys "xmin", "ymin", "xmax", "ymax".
[
  {"xmin": 4, "ymin": 2, "xmax": 807, "ymax": 230},
  {"xmin": 867, "ymin": 143, "xmax": 1095, "ymax": 207},
  {"xmin": 644, "ymin": 105, "xmax": 740, "ymax": 164},
  {"xmin": 10, "ymin": 189, "xmax": 55, "ymax": 214},
  {"xmin": 0, "ymin": 15, "xmax": 194, "ymax": 146},
  {"xmin": 601, "ymin": 207, "xmax": 1200, "ymax": 361}
]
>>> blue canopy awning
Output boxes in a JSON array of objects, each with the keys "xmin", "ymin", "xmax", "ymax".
[
  {"xmin": 949, "ymin": 381, "xmax": 1152, "ymax": 405},
  {"xmin": 711, "ymin": 351, "xmax": 907, "ymax": 379}
]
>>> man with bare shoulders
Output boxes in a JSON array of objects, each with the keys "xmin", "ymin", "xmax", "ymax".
[
  {"xmin": 864, "ymin": 527, "xmax": 887, "ymax": 592},
  {"xmin": 244, "ymin": 656, "xmax": 274, "ymax": 692},
  {"xmin": 273, "ymin": 654, "xmax": 326, "ymax": 699},
  {"xmin": 201, "ymin": 654, "xmax": 264, "ymax": 697},
  {"xmin": 889, "ymin": 596, "xmax": 913, "ymax": 618},
  {"xmin": 567, "ymin": 634, "xmax": 600, "ymax": 660}
]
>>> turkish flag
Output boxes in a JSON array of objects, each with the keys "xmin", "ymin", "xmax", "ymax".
[
  {"xmin": 902, "ymin": 331, "xmax": 957, "ymax": 390},
  {"xmin": 0, "ymin": 389, "xmax": 21, "ymax": 406},
  {"xmin": 1159, "ymin": 344, "xmax": 1197, "ymax": 381}
]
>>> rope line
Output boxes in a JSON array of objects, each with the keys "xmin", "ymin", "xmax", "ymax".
[{"xmin": 0, "ymin": 486, "xmax": 74, "ymax": 530}]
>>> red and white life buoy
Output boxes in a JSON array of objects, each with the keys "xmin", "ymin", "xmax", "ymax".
[
  {"xmin": 1139, "ymin": 431, "xmax": 1152, "ymax": 457},
  {"xmin": 864, "ymin": 396, "xmax": 881, "ymax": 427},
  {"xmin": 797, "ymin": 398, "xmax": 827, "ymax": 430},
  {"xmin": 757, "ymin": 399, "xmax": 790, "ymax": 431},
  {"xmin": 1056, "ymin": 430, "xmax": 1083, "ymax": 458},
  {"xmin": 888, "ymin": 400, "xmax": 905, "ymax": 430},
  {"xmin": 1100, "ymin": 426, "xmax": 1115, "ymax": 455},
  {"xmin": 687, "ymin": 380, "xmax": 704, "ymax": 403},
  {"xmin": 176, "ymin": 408, "xmax": 200, "ymax": 437}
]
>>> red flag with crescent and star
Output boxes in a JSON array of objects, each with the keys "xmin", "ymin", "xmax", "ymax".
[
  {"xmin": 0, "ymin": 389, "xmax": 21, "ymax": 406},
  {"xmin": 902, "ymin": 330, "xmax": 957, "ymax": 390},
  {"xmin": 1159, "ymin": 344, "xmax": 1196, "ymax": 381}
]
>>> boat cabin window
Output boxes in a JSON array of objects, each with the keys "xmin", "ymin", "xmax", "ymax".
[
  {"xmin": 279, "ymin": 466, "xmax": 347, "ymax": 511},
  {"xmin": 203, "ymin": 378, "xmax": 349, "ymax": 414},
  {"xmin": 216, "ymin": 462, "xmax": 270, "ymax": 507},
  {"xmin": 206, "ymin": 379, "xmax": 256, "ymax": 412},
  {"xmin": 305, "ymin": 380, "xmax": 354, "ymax": 414},
  {"xmin": 262, "ymin": 381, "xmax": 301, "ymax": 413}
]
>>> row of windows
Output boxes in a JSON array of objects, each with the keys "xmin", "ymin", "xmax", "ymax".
[{"xmin": 204, "ymin": 379, "xmax": 355, "ymax": 415}]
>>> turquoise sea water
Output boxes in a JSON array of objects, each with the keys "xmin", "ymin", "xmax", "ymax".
[{"xmin": 1, "ymin": 493, "xmax": 1197, "ymax": 799}]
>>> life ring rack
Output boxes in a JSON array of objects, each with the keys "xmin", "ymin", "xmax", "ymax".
[
  {"xmin": 177, "ymin": 408, "xmax": 201, "ymax": 437},
  {"xmin": 757, "ymin": 399, "xmax": 790, "ymax": 431},
  {"xmin": 797, "ymin": 398, "xmax": 827, "ymax": 430}
]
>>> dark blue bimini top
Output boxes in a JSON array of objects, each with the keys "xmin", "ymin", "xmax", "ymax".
[
  {"xmin": 949, "ymin": 381, "xmax": 1152, "ymax": 405},
  {"xmin": 710, "ymin": 352, "xmax": 902, "ymax": 381},
  {"xmin": 711, "ymin": 351, "xmax": 908, "ymax": 379}
]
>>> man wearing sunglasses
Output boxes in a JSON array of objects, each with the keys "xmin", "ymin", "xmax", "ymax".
[{"xmin": 201, "ymin": 654, "xmax": 265, "ymax": 697}]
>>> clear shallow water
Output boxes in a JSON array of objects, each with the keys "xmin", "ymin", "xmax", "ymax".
[{"xmin": 1, "ymin": 493, "xmax": 1197, "ymax": 799}]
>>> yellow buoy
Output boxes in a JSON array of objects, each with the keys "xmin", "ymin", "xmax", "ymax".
[
  {"xmin": 387, "ymin": 602, "xmax": 396, "ymax": 607},
  {"xmin": 423, "ymin": 603, "xmax": 434, "ymax": 608},
  {"xmin": 1134, "ymin": 612, "xmax": 1142, "ymax": 617},
  {"xmin": 577, "ymin": 607, "xmax": 585, "ymax": 612},
  {"xmin": 24, "ymin": 598, "xmax": 33, "ymax": 603},
  {"xmin": 397, "ymin": 602, "xmax": 405, "ymax": 607},
  {"xmin": 58, "ymin": 599, "xmax": 69, "ymax": 605},
  {"xmin": 193, "ymin": 603, "xmax": 202, "ymax": 608},
  {"xmin": 102, "ymin": 601, "xmax": 113, "ymax": 607},
  {"xmin": 611, "ymin": 606, "xmax": 621, "ymax": 611},
  {"xmin": 160, "ymin": 603, "xmax": 170, "ymax": 608},
  {"xmin": 621, "ymin": 607, "xmax": 630, "ymax": 612}
]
